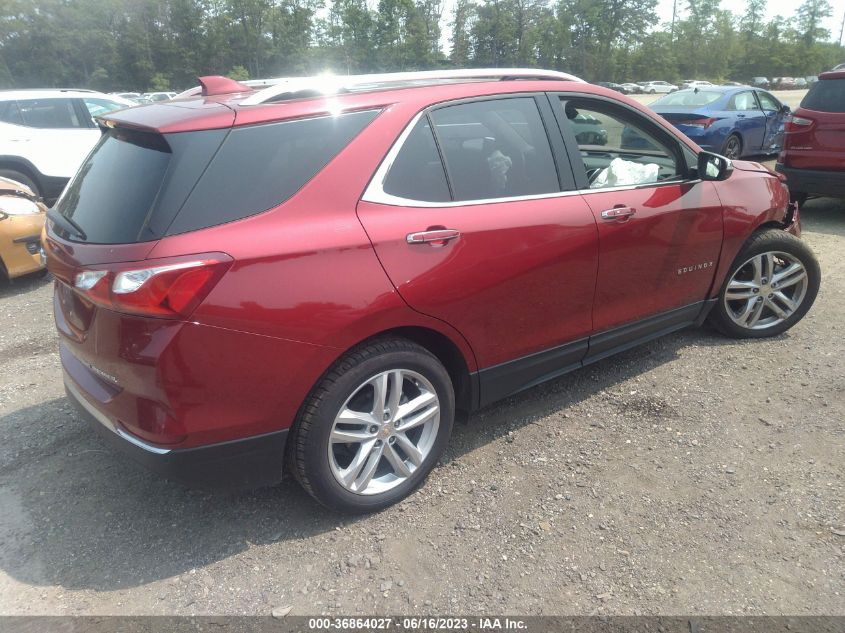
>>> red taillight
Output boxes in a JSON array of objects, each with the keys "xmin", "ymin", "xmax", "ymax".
[
  {"xmin": 784, "ymin": 115, "xmax": 815, "ymax": 133},
  {"xmin": 680, "ymin": 117, "xmax": 717, "ymax": 129},
  {"xmin": 72, "ymin": 253, "xmax": 232, "ymax": 319}
]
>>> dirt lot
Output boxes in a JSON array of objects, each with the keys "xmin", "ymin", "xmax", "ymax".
[{"xmin": 1, "ymin": 201, "xmax": 843, "ymax": 615}]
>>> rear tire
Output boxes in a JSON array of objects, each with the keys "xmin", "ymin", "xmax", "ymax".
[
  {"xmin": 722, "ymin": 134, "xmax": 742, "ymax": 159},
  {"xmin": 709, "ymin": 230, "xmax": 819, "ymax": 339},
  {"xmin": 288, "ymin": 338, "xmax": 455, "ymax": 513},
  {"xmin": 0, "ymin": 169, "xmax": 40, "ymax": 198}
]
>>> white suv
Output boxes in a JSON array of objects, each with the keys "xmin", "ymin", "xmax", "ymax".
[
  {"xmin": 0, "ymin": 90, "xmax": 134, "ymax": 201},
  {"xmin": 640, "ymin": 81, "xmax": 679, "ymax": 94}
]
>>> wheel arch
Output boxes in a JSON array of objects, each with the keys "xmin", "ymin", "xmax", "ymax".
[
  {"xmin": 350, "ymin": 326, "xmax": 475, "ymax": 418},
  {"xmin": 0, "ymin": 157, "xmax": 42, "ymax": 192}
]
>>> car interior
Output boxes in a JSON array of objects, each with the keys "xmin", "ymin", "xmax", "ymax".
[
  {"xmin": 563, "ymin": 101, "xmax": 679, "ymax": 187},
  {"xmin": 431, "ymin": 98, "xmax": 559, "ymax": 200}
]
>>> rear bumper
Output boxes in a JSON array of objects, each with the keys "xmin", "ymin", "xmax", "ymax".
[
  {"xmin": 65, "ymin": 376, "xmax": 288, "ymax": 489},
  {"xmin": 776, "ymin": 164, "xmax": 845, "ymax": 198}
]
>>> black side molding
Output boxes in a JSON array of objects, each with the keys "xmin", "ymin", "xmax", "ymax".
[
  {"xmin": 477, "ymin": 338, "xmax": 588, "ymax": 408},
  {"xmin": 473, "ymin": 300, "xmax": 714, "ymax": 409},
  {"xmin": 584, "ymin": 301, "xmax": 705, "ymax": 366}
]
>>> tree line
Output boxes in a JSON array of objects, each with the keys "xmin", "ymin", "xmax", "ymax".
[{"xmin": 0, "ymin": 0, "xmax": 842, "ymax": 91}]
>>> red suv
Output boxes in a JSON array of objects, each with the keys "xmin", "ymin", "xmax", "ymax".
[
  {"xmin": 777, "ymin": 70, "xmax": 845, "ymax": 201},
  {"xmin": 45, "ymin": 70, "xmax": 819, "ymax": 512}
]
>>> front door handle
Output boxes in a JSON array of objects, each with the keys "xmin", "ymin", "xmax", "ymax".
[
  {"xmin": 600, "ymin": 206, "xmax": 637, "ymax": 221},
  {"xmin": 406, "ymin": 229, "xmax": 461, "ymax": 246}
]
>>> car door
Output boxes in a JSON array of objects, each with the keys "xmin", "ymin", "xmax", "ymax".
[
  {"xmin": 549, "ymin": 94, "xmax": 723, "ymax": 354},
  {"xmin": 727, "ymin": 90, "xmax": 766, "ymax": 151},
  {"xmin": 357, "ymin": 95, "xmax": 599, "ymax": 404},
  {"xmin": 14, "ymin": 97, "xmax": 100, "ymax": 179},
  {"xmin": 755, "ymin": 91, "xmax": 786, "ymax": 152}
]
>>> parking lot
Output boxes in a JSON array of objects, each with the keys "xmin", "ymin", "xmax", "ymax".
[
  {"xmin": 1, "ymin": 177, "xmax": 843, "ymax": 615},
  {"xmin": 631, "ymin": 88, "xmax": 807, "ymax": 111}
]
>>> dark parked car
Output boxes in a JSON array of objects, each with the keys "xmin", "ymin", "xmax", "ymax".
[
  {"xmin": 596, "ymin": 82, "xmax": 628, "ymax": 94},
  {"xmin": 774, "ymin": 77, "xmax": 798, "ymax": 90},
  {"xmin": 777, "ymin": 70, "xmax": 845, "ymax": 202},
  {"xmin": 45, "ymin": 70, "xmax": 819, "ymax": 512},
  {"xmin": 624, "ymin": 86, "xmax": 788, "ymax": 158}
]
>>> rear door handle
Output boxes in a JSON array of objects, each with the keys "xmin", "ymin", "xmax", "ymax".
[
  {"xmin": 406, "ymin": 229, "xmax": 461, "ymax": 245},
  {"xmin": 600, "ymin": 206, "xmax": 637, "ymax": 221}
]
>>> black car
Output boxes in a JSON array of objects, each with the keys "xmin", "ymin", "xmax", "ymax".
[{"xmin": 596, "ymin": 82, "xmax": 629, "ymax": 94}]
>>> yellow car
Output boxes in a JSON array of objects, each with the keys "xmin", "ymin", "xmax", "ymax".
[{"xmin": 0, "ymin": 176, "xmax": 46, "ymax": 280}]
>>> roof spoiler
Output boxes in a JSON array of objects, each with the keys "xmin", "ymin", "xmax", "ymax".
[{"xmin": 198, "ymin": 76, "xmax": 251, "ymax": 97}]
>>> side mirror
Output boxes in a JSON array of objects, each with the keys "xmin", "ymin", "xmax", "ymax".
[
  {"xmin": 698, "ymin": 151, "xmax": 733, "ymax": 181},
  {"xmin": 780, "ymin": 104, "xmax": 791, "ymax": 114}
]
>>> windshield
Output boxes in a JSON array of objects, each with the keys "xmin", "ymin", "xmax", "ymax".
[{"xmin": 653, "ymin": 90, "xmax": 723, "ymax": 107}]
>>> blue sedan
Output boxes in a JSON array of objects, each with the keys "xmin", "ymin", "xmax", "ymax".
[{"xmin": 625, "ymin": 86, "xmax": 790, "ymax": 158}]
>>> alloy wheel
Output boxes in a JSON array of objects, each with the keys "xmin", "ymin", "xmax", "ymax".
[
  {"xmin": 723, "ymin": 251, "xmax": 808, "ymax": 330},
  {"xmin": 328, "ymin": 369, "xmax": 440, "ymax": 495},
  {"xmin": 724, "ymin": 136, "xmax": 741, "ymax": 159}
]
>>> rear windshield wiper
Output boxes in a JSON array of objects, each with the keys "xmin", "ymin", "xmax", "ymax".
[{"xmin": 47, "ymin": 208, "xmax": 87, "ymax": 241}]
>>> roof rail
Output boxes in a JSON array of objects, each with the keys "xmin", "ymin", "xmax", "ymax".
[{"xmin": 239, "ymin": 68, "xmax": 583, "ymax": 106}]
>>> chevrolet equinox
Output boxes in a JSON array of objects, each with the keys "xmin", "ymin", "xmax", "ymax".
[{"xmin": 45, "ymin": 70, "xmax": 820, "ymax": 512}]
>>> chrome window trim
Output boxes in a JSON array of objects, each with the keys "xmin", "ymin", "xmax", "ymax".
[{"xmin": 361, "ymin": 103, "xmax": 703, "ymax": 209}]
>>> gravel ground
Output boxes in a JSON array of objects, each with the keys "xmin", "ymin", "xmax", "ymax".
[{"xmin": 0, "ymin": 197, "xmax": 842, "ymax": 617}]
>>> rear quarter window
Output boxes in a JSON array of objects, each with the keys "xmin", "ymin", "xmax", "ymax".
[
  {"xmin": 167, "ymin": 109, "xmax": 378, "ymax": 235},
  {"xmin": 800, "ymin": 78, "xmax": 845, "ymax": 113}
]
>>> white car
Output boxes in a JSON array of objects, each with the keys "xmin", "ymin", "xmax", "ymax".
[
  {"xmin": 680, "ymin": 80, "xmax": 714, "ymax": 89},
  {"xmin": 145, "ymin": 91, "xmax": 177, "ymax": 102},
  {"xmin": 640, "ymin": 81, "xmax": 679, "ymax": 94},
  {"xmin": 0, "ymin": 89, "xmax": 134, "ymax": 201}
]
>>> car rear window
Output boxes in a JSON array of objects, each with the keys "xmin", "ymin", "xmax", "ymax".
[
  {"xmin": 653, "ymin": 91, "xmax": 722, "ymax": 107},
  {"xmin": 56, "ymin": 128, "xmax": 172, "ymax": 244},
  {"xmin": 53, "ymin": 109, "xmax": 378, "ymax": 243},
  {"xmin": 800, "ymin": 78, "xmax": 845, "ymax": 113}
]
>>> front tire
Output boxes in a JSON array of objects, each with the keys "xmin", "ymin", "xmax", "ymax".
[
  {"xmin": 288, "ymin": 338, "xmax": 455, "ymax": 513},
  {"xmin": 709, "ymin": 230, "xmax": 820, "ymax": 338}
]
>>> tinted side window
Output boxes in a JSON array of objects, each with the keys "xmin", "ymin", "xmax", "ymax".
[
  {"xmin": 382, "ymin": 117, "xmax": 450, "ymax": 202},
  {"xmin": 168, "ymin": 109, "xmax": 378, "ymax": 235},
  {"xmin": 17, "ymin": 98, "xmax": 82, "ymax": 128},
  {"xmin": 430, "ymin": 98, "xmax": 559, "ymax": 201},
  {"xmin": 0, "ymin": 100, "xmax": 23, "ymax": 125},
  {"xmin": 800, "ymin": 79, "xmax": 845, "ymax": 113}
]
